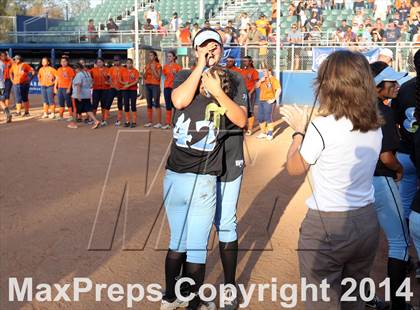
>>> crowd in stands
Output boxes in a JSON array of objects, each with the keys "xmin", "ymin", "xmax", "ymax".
[{"xmin": 88, "ymin": 0, "xmax": 419, "ymax": 46}]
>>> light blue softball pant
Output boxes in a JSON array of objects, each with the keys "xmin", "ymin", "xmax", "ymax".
[
  {"xmin": 409, "ymin": 210, "xmax": 420, "ymax": 260},
  {"xmin": 214, "ymin": 175, "xmax": 243, "ymax": 243},
  {"xmin": 396, "ymin": 152, "xmax": 418, "ymax": 219},
  {"xmin": 163, "ymin": 169, "xmax": 217, "ymax": 264},
  {"xmin": 373, "ymin": 176, "xmax": 410, "ymax": 261}
]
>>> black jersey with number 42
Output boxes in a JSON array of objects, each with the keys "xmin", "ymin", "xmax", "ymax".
[{"xmin": 166, "ymin": 70, "xmax": 228, "ymax": 176}]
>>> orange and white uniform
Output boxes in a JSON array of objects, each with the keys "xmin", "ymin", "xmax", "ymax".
[{"xmin": 38, "ymin": 66, "xmax": 57, "ymax": 87}]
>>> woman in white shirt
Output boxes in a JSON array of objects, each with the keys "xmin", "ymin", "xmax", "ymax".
[{"xmin": 280, "ymin": 50, "xmax": 383, "ymax": 309}]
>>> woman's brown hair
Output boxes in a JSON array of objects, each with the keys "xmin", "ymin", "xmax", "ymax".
[{"xmin": 316, "ymin": 50, "xmax": 383, "ymax": 132}]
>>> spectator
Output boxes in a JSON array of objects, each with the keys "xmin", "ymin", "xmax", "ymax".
[
  {"xmin": 226, "ymin": 20, "xmax": 239, "ymax": 39},
  {"xmin": 411, "ymin": 1, "xmax": 420, "ymax": 22},
  {"xmin": 335, "ymin": 0, "xmax": 344, "ymax": 10},
  {"xmin": 87, "ymin": 19, "xmax": 98, "ymax": 43},
  {"xmin": 378, "ymin": 48, "xmax": 394, "ymax": 65},
  {"xmin": 107, "ymin": 18, "xmax": 119, "ymax": 32},
  {"xmin": 288, "ymin": 3, "xmax": 296, "ymax": 16},
  {"xmin": 345, "ymin": 0, "xmax": 354, "ymax": 11},
  {"xmin": 305, "ymin": 11, "xmax": 320, "ymax": 31},
  {"xmin": 239, "ymin": 12, "xmax": 251, "ymax": 30},
  {"xmin": 374, "ymin": 0, "xmax": 391, "ymax": 21},
  {"xmin": 177, "ymin": 23, "xmax": 191, "ymax": 68},
  {"xmin": 224, "ymin": 27, "xmax": 236, "ymax": 45},
  {"xmin": 343, "ymin": 26, "xmax": 357, "ymax": 43},
  {"xmin": 313, "ymin": 0, "xmax": 323, "ymax": 15},
  {"xmin": 143, "ymin": 18, "xmax": 154, "ymax": 31},
  {"xmin": 157, "ymin": 21, "xmax": 168, "ymax": 36},
  {"xmin": 256, "ymin": 14, "xmax": 270, "ymax": 36},
  {"xmin": 144, "ymin": 5, "xmax": 160, "ymax": 28},
  {"xmin": 310, "ymin": 25, "xmax": 322, "ymax": 43},
  {"xmin": 410, "ymin": 13, "xmax": 420, "ymax": 38},
  {"xmin": 238, "ymin": 23, "xmax": 250, "ymax": 45},
  {"xmin": 324, "ymin": 0, "xmax": 332, "ymax": 10},
  {"xmin": 170, "ymin": 12, "xmax": 182, "ymax": 32},
  {"xmin": 367, "ymin": 0, "xmax": 375, "ymax": 9},
  {"xmin": 203, "ymin": 20, "xmax": 211, "ymax": 29},
  {"xmin": 339, "ymin": 19, "xmax": 348, "ymax": 32},
  {"xmin": 399, "ymin": 1, "xmax": 410, "ymax": 22},
  {"xmin": 215, "ymin": 22, "xmax": 226, "ymax": 43},
  {"xmin": 384, "ymin": 22, "xmax": 401, "ymax": 42},
  {"xmin": 287, "ymin": 23, "xmax": 303, "ymax": 70},
  {"xmin": 296, "ymin": 1, "xmax": 308, "ymax": 28},
  {"xmin": 246, "ymin": 23, "xmax": 265, "ymax": 68},
  {"xmin": 191, "ymin": 23, "xmax": 200, "ymax": 38},
  {"xmin": 390, "ymin": 11, "xmax": 403, "ymax": 28},
  {"xmin": 353, "ymin": 10, "xmax": 365, "ymax": 26},
  {"xmin": 354, "ymin": 0, "xmax": 365, "ymax": 12},
  {"xmin": 333, "ymin": 28, "xmax": 344, "ymax": 43},
  {"xmin": 371, "ymin": 28, "xmax": 384, "ymax": 42},
  {"xmin": 413, "ymin": 26, "xmax": 420, "ymax": 43},
  {"xmin": 374, "ymin": 18, "xmax": 386, "ymax": 35}
]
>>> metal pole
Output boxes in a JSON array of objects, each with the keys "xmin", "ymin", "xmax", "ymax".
[
  {"xmin": 134, "ymin": 0, "xmax": 140, "ymax": 71},
  {"xmin": 199, "ymin": 0, "xmax": 204, "ymax": 20},
  {"xmin": 275, "ymin": 0, "xmax": 281, "ymax": 79}
]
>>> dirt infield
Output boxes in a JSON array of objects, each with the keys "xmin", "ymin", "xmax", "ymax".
[{"xmin": 0, "ymin": 97, "xmax": 419, "ymax": 309}]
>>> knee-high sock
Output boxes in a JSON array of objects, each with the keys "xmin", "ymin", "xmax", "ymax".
[
  {"xmin": 184, "ymin": 262, "xmax": 206, "ymax": 310},
  {"xmin": 43, "ymin": 104, "xmax": 49, "ymax": 114},
  {"xmin": 260, "ymin": 121, "xmax": 267, "ymax": 134},
  {"xmin": 132, "ymin": 111, "xmax": 137, "ymax": 124},
  {"xmin": 219, "ymin": 240, "xmax": 238, "ymax": 285},
  {"xmin": 125, "ymin": 112, "xmax": 130, "ymax": 123},
  {"xmin": 248, "ymin": 116, "xmax": 255, "ymax": 131},
  {"xmin": 16, "ymin": 103, "xmax": 22, "ymax": 113},
  {"xmin": 164, "ymin": 250, "xmax": 186, "ymax": 301},
  {"xmin": 388, "ymin": 258, "xmax": 409, "ymax": 309},
  {"xmin": 50, "ymin": 104, "xmax": 56, "ymax": 115}
]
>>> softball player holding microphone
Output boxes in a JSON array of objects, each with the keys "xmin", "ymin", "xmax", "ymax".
[{"xmin": 161, "ymin": 28, "xmax": 247, "ymax": 310}]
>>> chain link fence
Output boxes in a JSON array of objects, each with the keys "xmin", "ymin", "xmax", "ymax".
[{"xmin": 161, "ymin": 42, "xmax": 418, "ymax": 73}]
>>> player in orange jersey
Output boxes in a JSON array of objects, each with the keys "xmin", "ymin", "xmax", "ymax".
[
  {"xmin": 143, "ymin": 51, "xmax": 162, "ymax": 128},
  {"xmin": 10, "ymin": 55, "xmax": 35, "ymax": 117},
  {"xmin": 0, "ymin": 51, "xmax": 13, "ymax": 120},
  {"xmin": 54, "ymin": 57, "xmax": 76, "ymax": 120},
  {"xmin": 162, "ymin": 51, "xmax": 182, "ymax": 129},
  {"xmin": 120, "ymin": 58, "xmax": 140, "ymax": 127},
  {"xmin": 38, "ymin": 57, "xmax": 57, "ymax": 119},
  {"xmin": 241, "ymin": 56, "xmax": 259, "ymax": 135},
  {"xmin": 108, "ymin": 55, "xmax": 127, "ymax": 127},
  {"xmin": 90, "ymin": 57, "xmax": 111, "ymax": 126}
]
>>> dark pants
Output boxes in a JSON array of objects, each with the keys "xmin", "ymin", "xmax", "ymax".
[
  {"xmin": 92, "ymin": 89, "xmax": 111, "ymax": 110},
  {"xmin": 13, "ymin": 84, "xmax": 30, "ymax": 103},
  {"xmin": 123, "ymin": 90, "xmax": 137, "ymax": 112},
  {"xmin": 164, "ymin": 87, "xmax": 173, "ymax": 110},
  {"xmin": 109, "ymin": 88, "xmax": 123, "ymax": 110},
  {"xmin": 4, "ymin": 79, "xmax": 12, "ymax": 99},
  {"xmin": 75, "ymin": 98, "xmax": 93, "ymax": 113},
  {"xmin": 298, "ymin": 204, "xmax": 379, "ymax": 310},
  {"xmin": 145, "ymin": 84, "xmax": 161, "ymax": 108},
  {"xmin": 248, "ymin": 91, "xmax": 257, "ymax": 117},
  {"xmin": 58, "ymin": 88, "xmax": 72, "ymax": 108}
]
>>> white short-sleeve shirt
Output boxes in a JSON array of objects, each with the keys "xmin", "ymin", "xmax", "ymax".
[{"xmin": 300, "ymin": 115, "xmax": 382, "ymax": 212}]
